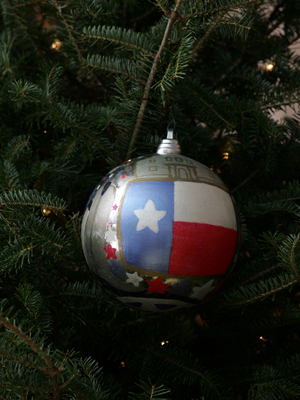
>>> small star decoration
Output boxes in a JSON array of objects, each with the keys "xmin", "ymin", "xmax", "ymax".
[
  {"xmin": 104, "ymin": 243, "xmax": 117, "ymax": 260},
  {"xmin": 126, "ymin": 271, "xmax": 143, "ymax": 287},
  {"xmin": 146, "ymin": 277, "xmax": 170, "ymax": 294}
]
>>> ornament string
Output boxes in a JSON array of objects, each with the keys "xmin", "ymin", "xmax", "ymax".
[
  {"xmin": 167, "ymin": 107, "xmax": 176, "ymax": 140},
  {"xmin": 125, "ymin": 2, "xmax": 183, "ymax": 161}
]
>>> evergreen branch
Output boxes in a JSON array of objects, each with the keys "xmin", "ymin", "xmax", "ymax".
[
  {"xmin": 77, "ymin": 0, "xmax": 103, "ymax": 19},
  {"xmin": 3, "ymin": 135, "xmax": 30, "ymax": 162},
  {"xmin": 220, "ymin": 20, "xmax": 253, "ymax": 33},
  {"xmin": 18, "ymin": 216, "xmax": 66, "ymax": 253},
  {"xmin": 53, "ymin": 0, "xmax": 103, "ymax": 88},
  {"xmin": 54, "ymin": 0, "xmax": 84, "ymax": 63},
  {"xmin": 0, "ymin": 189, "xmax": 67, "ymax": 212},
  {"xmin": 187, "ymin": 88, "xmax": 235, "ymax": 129},
  {"xmin": 159, "ymin": 60, "xmax": 172, "ymax": 89},
  {"xmin": 192, "ymin": 11, "xmax": 227, "ymax": 55},
  {"xmin": 246, "ymin": 182, "xmax": 300, "ymax": 216},
  {"xmin": 147, "ymin": 347, "xmax": 224, "ymax": 399},
  {"xmin": 0, "ymin": 316, "xmax": 62, "ymax": 399},
  {"xmin": 0, "ymin": 348, "xmax": 47, "ymax": 373},
  {"xmin": 129, "ymin": 379, "xmax": 171, "ymax": 400},
  {"xmin": 83, "ymin": 26, "xmax": 153, "ymax": 54},
  {"xmin": 125, "ymin": 0, "xmax": 184, "ymax": 160},
  {"xmin": 35, "ymin": 266, "xmax": 89, "ymax": 326},
  {"xmin": 290, "ymin": 237, "xmax": 300, "ymax": 281},
  {"xmin": 250, "ymin": 364, "xmax": 300, "ymax": 400},
  {"xmin": 67, "ymin": 213, "xmax": 82, "ymax": 252},
  {"xmin": 50, "ymin": 103, "xmax": 121, "ymax": 162},
  {"xmin": 278, "ymin": 235, "xmax": 300, "ymax": 281},
  {"xmin": 155, "ymin": 33, "xmax": 194, "ymax": 92},
  {"xmin": 0, "ymin": 384, "xmax": 53, "ymax": 393},
  {"xmin": 0, "ymin": 243, "xmax": 33, "ymax": 273},
  {"xmin": 231, "ymin": 264, "xmax": 281, "ymax": 288},
  {"xmin": 5, "ymin": 0, "xmax": 44, "ymax": 58},
  {"xmin": 249, "ymin": 198, "xmax": 300, "ymax": 215},
  {"xmin": 57, "ymin": 281, "xmax": 105, "ymax": 300},
  {"xmin": 173, "ymin": 33, "xmax": 193, "ymax": 79},
  {"xmin": 13, "ymin": 0, "xmax": 42, "ymax": 8},
  {"xmin": 181, "ymin": 0, "xmax": 260, "ymax": 19},
  {"xmin": 155, "ymin": 0, "xmax": 169, "ymax": 16},
  {"xmin": 245, "ymin": 87, "xmax": 300, "ymax": 112},
  {"xmin": 226, "ymin": 276, "xmax": 298, "ymax": 306},
  {"xmin": 1, "ymin": 160, "xmax": 21, "ymax": 192},
  {"xmin": 85, "ymin": 55, "xmax": 140, "ymax": 79},
  {"xmin": 260, "ymin": 98, "xmax": 300, "ymax": 111}
]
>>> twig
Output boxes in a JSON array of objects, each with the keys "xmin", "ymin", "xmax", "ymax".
[
  {"xmin": 230, "ymin": 264, "xmax": 281, "ymax": 289},
  {"xmin": 192, "ymin": 11, "xmax": 227, "ymax": 56},
  {"xmin": 125, "ymin": 1, "xmax": 183, "ymax": 160},
  {"xmin": 0, "ymin": 316, "xmax": 62, "ymax": 399},
  {"xmin": 290, "ymin": 236, "xmax": 300, "ymax": 281},
  {"xmin": 54, "ymin": 0, "xmax": 103, "ymax": 88},
  {"xmin": 229, "ymin": 279, "xmax": 298, "ymax": 306}
]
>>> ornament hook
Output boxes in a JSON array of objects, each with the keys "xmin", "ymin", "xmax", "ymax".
[
  {"xmin": 167, "ymin": 107, "xmax": 176, "ymax": 140},
  {"xmin": 157, "ymin": 113, "xmax": 181, "ymax": 155},
  {"xmin": 167, "ymin": 127, "xmax": 174, "ymax": 140}
]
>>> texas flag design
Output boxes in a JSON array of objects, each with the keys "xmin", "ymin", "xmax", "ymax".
[{"xmin": 120, "ymin": 181, "xmax": 237, "ymax": 277}]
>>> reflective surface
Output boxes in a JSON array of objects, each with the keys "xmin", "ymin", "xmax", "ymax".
[{"xmin": 81, "ymin": 154, "xmax": 239, "ymax": 312}]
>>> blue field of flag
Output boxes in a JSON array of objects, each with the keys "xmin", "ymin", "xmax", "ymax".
[{"xmin": 120, "ymin": 181, "xmax": 174, "ymax": 273}]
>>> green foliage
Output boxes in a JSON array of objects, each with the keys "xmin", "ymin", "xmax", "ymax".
[
  {"xmin": 83, "ymin": 25, "xmax": 154, "ymax": 53},
  {"xmin": 129, "ymin": 379, "xmax": 171, "ymax": 400}
]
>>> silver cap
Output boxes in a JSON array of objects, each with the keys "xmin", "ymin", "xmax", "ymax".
[{"xmin": 157, "ymin": 128, "xmax": 181, "ymax": 155}]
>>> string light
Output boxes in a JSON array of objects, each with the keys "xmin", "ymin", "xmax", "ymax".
[
  {"xmin": 161, "ymin": 340, "xmax": 169, "ymax": 346},
  {"xmin": 223, "ymin": 152, "xmax": 229, "ymax": 160},
  {"xmin": 42, "ymin": 207, "xmax": 55, "ymax": 216},
  {"xmin": 259, "ymin": 336, "xmax": 267, "ymax": 341},
  {"xmin": 51, "ymin": 39, "xmax": 62, "ymax": 51},
  {"xmin": 266, "ymin": 62, "xmax": 274, "ymax": 71},
  {"xmin": 120, "ymin": 361, "xmax": 126, "ymax": 367},
  {"xmin": 42, "ymin": 208, "xmax": 51, "ymax": 216}
]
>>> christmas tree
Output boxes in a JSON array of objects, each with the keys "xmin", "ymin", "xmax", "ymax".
[{"xmin": 1, "ymin": 0, "xmax": 300, "ymax": 398}]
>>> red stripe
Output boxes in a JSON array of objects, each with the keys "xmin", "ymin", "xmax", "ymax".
[{"xmin": 168, "ymin": 222, "xmax": 237, "ymax": 276}]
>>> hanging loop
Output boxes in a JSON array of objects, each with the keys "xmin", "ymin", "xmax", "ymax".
[{"xmin": 157, "ymin": 109, "xmax": 181, "ymax": 155}]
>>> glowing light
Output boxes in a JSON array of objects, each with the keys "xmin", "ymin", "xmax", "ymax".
[
  {"xmin": 42, "ymin": 208, "xmax": 52, "ymax": 216},
  {"xmin": 161, "ymin": 340, "xmax": 169, "ymax": 346},
  {"xmin": 51, "ymin": 39, "xmax": 62, "ymax": 51},
  {"xmin": 266, "ymin": 62, "xmax": 274, "ymax": 71},
  {"xmin": 223, "ymin": 152, "xmax": 229, "ymax": 160},
  {"xmin": 259, "ymin": 336, "xmax": 267, "ymax": 341},
  {"xmin": 120, "ymin": 361, "xmax": 126, "ymax": 367}
]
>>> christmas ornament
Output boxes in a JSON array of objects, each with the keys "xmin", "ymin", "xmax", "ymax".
[{"xmin": 81, "ymin": 129, "xmax": 240, "ymax": 312}]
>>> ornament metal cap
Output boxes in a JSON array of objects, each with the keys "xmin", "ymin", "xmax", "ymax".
[{"xmin": 157, "ymin": 128, "xmax": 181, "ymax": 155}]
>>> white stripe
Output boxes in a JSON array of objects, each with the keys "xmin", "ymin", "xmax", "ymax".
[{"xmin": 174, "ymin": 182, "xmax": 237, "ymax": 230}]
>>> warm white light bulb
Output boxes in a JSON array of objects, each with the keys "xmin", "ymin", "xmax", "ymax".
[{"xmin": 51, "ymin": 39, "xmax": 62, "ymax": 51}]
